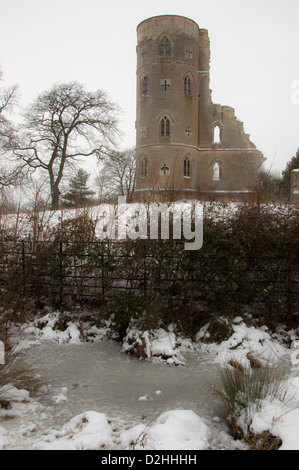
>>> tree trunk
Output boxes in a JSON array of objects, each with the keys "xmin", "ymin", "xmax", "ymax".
[{"xmin": 51, "ymin": 184, "xmax": 60, "ymax": 209}]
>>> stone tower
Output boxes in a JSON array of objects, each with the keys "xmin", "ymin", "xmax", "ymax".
[{"xmin": 134, "ymin": 15, "xmax": 265, "ymax": 202}]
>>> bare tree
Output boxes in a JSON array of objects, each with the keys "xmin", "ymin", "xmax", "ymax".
[
  {"xmin": 0, "ymin": 68, "xmax": 24, "ymax": 188},
  {"xmin": 96, "ymin": 148, "xmax": 136, "ymax": 202},
  {"xmin": 15, "ymin": 81, "xmax": 120, "ymax": 208}
]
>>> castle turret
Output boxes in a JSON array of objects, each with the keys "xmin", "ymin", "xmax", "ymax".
[{"xmin": 134, "ymin": 15, "xmax": 265, "ymax": 202}]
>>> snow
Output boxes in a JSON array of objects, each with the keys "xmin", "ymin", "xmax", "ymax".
[
  {"xmin": 0, "ymin": 385, "xmax": 31, "ymax": 403},
  {"xmin": 201, "ymin": 319, "xmax": 287, "ymax": 369},
  {"xmin": 21, "ymin": 311, "xmax": 114, "ymax": 345},
  {"xmin": 1, "ymin": 201, "xmax": 298, "ymax": 449},
  {"xmin": 122, "ymin": 324, "xmax": 194, "ymax": 366},
  {"xmin": 23, "ymin": 312, "xmax": 82, "ymax": 344},
  {"xmin": 51, "ymin": 387, "xmax": 68, "ymax": 404},
  {"xmin": 2, "ymin": 201, "xmax": 297, "ymax": 242},
  {"xmin": 120, "ymin": 410, "xmax": 209, "ymax": 450},
  {"xmin": 1, "ymin": 313, "xmax": 299, "ymax": 450},
  {"xmin": 0, "ymin": 425, "xmax": 7, "ymax": 450},
  {"xmin": 248, "ymin": 377, "xmax": 299, "ymax": 450},
  {"xmin": 30, "ymin": 409, "xmax": 209, "ymax": 451},
  {"xmin": 32, "ymin": 411, "xmax": 112, "ymax": 450}
]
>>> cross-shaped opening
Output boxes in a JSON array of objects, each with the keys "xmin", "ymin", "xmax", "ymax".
[
  {"xmin": 185, "ymin": 126, "xmax": 191, "ymax": 137},
  {"xmin": 161, "ymin": 163, "xmax": 170, "ymax": 175},
  {"xmin": 161, "ymin": 80, "xmax": 170, "ymax": 91}
]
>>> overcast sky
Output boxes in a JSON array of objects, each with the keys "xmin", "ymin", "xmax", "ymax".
[{"xmin": 1, "ymin": 0, "xmax": 299, "ymax": 175}]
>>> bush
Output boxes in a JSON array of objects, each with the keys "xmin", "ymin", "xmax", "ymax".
[
  {"xmin": 0, "ymin": 325, "xmax": 43, "ymax": 406},
  {"xmin": 211, "ymin": 359, "xmax": 294, "ymax": 449},
  {"xmin": 0, "ymin": 203, "xmax": 298, "ymax": 333}
]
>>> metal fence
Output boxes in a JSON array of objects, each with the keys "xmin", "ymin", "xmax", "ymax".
[{"xmin": 0, "ymin": 238, "xmax": 298, "ymax": 321}]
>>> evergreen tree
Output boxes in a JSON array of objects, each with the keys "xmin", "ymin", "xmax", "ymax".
[{"xmin": 62, "ymin": 169, "xmax": 95, "ymax": 207}]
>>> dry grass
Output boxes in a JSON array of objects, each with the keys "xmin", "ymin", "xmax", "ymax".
[
  {"xmin": 129, "ymin": 418, "xmax": 157, "ymax": 450},
  {"xmin": 0, "ymin": 325, "xmax": 43, "ymax": 406},
  {"xmin": 211, "ymin": 359, "xmax": 295, "ymax": 450}
]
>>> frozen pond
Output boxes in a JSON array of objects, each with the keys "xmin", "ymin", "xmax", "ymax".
[
  {"xmin": 32, "ymin": 339, "xmax": 220, "ymax": 421},
  {"xmin": 2, "ymin": 337, "xmax": 240, "ymax": 449}
]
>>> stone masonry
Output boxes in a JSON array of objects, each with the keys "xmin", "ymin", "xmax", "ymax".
[{"xmin": 134, "ymin": 15, "xmax": 266, "ymax": 202}]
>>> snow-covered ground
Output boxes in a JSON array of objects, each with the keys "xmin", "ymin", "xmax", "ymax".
[
  {"xmin": 1, "ymin": 201, "xmax": 297, "ymax": 241},
  {"xmin": 0, "ymin": 311, "xmax": 299, "ymax": 450}
]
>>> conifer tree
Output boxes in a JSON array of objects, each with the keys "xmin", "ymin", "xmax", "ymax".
[{"xmin": 62, "ymin": 168, "xmax": 95, "ymax": 207}]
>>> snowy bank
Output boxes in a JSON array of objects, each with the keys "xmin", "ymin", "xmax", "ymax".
[
  {"xmin": 248, "ymin": 377, "xmax": 299, "ymax": 450},
  {"xmin": 122, "ymin": 325, "xmax": 194, "ymax": 366},
  {"xmin": 31, "ymin": 409, "xmax": 209, "ymax": 451},
  {"xmin": 20, "ymin": 311, "xmax": 115, "ymax": 345},
  {"xmin": 121, "ymin": 410, "xmax": 209, "ymax": 450},
  {"xmin": 32, "ymin": 411, "xmax": 112, "ymax": 450},
  {"xmin": 1, "ymin": 312, "xmax": 299, "ymax": 450},
  {"xmin": 198, "ymin": 318, "xmax": 288, "ymax": 369}
]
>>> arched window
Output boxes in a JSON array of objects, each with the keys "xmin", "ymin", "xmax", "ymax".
[
  {"xmin": 184, "ymin": 76, "xmax": 192, "ymax": 96},
  {"xmin": 142, "ymin": 76, "xmax": 148, "ymax": 95},
  {"xmin": 184, "ymin": 157, "xmax": 190, "ymax": 177},
  {"xmin": 141, "ymin": 156, "xmax": 148, "ymax": 177},
  {"xmin": 213, "ymin": 125, "xmax": 221, "ymax": 144},
  {"xmin": 213, "ymin": 162, "xmax": 220, "ymax": 181},
  {"xmin": 161, "ymin": 116, "xmax": 170, "ymax": 137},
  {"xmin": 160, "ymin": 37, "xmax": 171, "ymax": 56}
]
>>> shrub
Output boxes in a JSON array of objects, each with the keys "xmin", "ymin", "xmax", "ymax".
[
  {"xmin": 211, "ymin": 359, "xmax": 295, "ymax": 449},
  {"xmin": 0, "ymin": 330, "xmax": 43, "ymax": 407}
]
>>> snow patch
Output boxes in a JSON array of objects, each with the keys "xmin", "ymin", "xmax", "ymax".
[
  {"xmin": 249, "ymin": 377, "xmax": 299, "ymax": 450},
  {"xmin": 201, "ymin": 322, "xmax": 287, "ymax": 369},
  {"xmin": 32, "ymin": 411, "xmax": 112, "ymax": 450},
  {"xmin": 120, "ymin": 410, "xmax": 209, "ymax": 450},
  {"xmin": 122, "ymin": 325, "xmax": 194, "ymax": 366}
]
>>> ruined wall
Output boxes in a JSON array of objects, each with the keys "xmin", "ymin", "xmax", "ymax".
[{"xmin": 134, "ymin": 15, "xmax": 265, "ymax": 202}]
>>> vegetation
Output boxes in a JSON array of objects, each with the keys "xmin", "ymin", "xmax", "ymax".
[
  {"xmin": 0, "ymin": 315, "xmax": 43, "ymax": 406},
  {"xmin": 211, "ymin": 359, "xmax": 296, "ymax": 449},
  {"xmin": 280, "ymin": 148, "xmax": 299, "ymax": 198},
  {"xmin": 12, "ymin": 81, "xmax": 120, "ymax": 208},
  {"xmin": 1, "ymin": 66, "xmax": 299, "ymax": 212},
  {"xmin": 95, "ymin": 147, "xmax": 136, "ymax": 203},
  {"xmin": 0, "ymin": 69, "xmax": 298, "ymax": 440},
  {"xmin": 62, "ymin": 169, "xmax": 95, "ymax": 208},
  {"xmin": 0, "ymin": 203, "xmax": 298, "ymax": 337},
  {"xmin": 0, "ymin": 69, "xmax": 26, "ymax": 188}
]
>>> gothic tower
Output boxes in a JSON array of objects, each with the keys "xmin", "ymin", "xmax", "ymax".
[{"xmin": 134, "ymin": 15, "xmax": 265, "ymax": 202}]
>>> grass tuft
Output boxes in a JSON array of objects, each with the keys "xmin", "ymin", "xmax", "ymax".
[{"xmin": 211, "ymin": 359, "xmax": 296, "ymax": 449}]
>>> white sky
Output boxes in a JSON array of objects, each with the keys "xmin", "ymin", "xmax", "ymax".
[{"xmin": 1, "ymin": 0, "xmax": 299, "ymax": 176}]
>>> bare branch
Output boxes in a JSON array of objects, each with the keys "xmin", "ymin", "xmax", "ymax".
[{"xmin": 15, "ymin": 81, "xmax": 121, "ymax": 208}]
